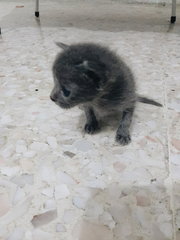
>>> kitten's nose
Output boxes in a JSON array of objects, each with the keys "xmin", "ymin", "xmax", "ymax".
[{"xmin": 50, "ymin": 95, "xmax": 56, "ymax": 102}]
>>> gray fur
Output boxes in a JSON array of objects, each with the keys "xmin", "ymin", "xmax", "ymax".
[{"xmin": 50, "ymin": 42, "xmax": 162, "ymax": 145}]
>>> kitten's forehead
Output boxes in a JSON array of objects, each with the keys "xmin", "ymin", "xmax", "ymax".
[{"xmin": 53, "ymin": 57, "xmax": 98, "ymax": 90}]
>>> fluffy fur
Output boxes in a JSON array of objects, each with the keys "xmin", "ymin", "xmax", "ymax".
[{"xmin": 50, "ymin": 42, "xmax": 162, "ymax": 145}]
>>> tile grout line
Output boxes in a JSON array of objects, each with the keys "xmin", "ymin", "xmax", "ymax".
[{"xmin": 162, "ymin": 34, "xmax": 176, "ymax": 240}]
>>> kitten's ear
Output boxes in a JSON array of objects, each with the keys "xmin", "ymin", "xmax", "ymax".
[
  {"xmin": 55, "ymin": 42, "xmax": 69, "ymax": 50},
  {"xmin": 75, "ymin": 60, "xmax": 91, "ymax": 72},
  {"xmin": 76, "ymin": 60, "xmax": 89, "ymax": 69},
  {"xmin": 76, "ymin": 61, "xmax": 101, "ymax": 90}
]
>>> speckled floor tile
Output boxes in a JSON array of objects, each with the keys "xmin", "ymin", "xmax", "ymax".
[{"xmin": 0, "ymin": 1, "xmax": 180, "ymax": 240}]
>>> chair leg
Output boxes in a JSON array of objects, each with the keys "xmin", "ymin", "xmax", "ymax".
[
  {"xmin": 171, "ymin": 0, "xmax": 176, "ymax": 23},
  {"xmin": 35, "ymin": 0, "xmax": 40, "ymax": 17}
]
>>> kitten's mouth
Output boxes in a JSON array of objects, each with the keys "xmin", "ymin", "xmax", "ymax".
[{"xmin": 56, "ymin": 101, "xmax": 73, "ymax": 109}]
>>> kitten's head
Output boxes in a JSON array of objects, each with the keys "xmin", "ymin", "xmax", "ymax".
[{"xmin": 50, "ymin": 42, "xmax": 107, "ymax": 109}]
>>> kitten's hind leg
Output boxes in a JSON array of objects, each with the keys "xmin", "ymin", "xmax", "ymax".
[
  {"xmin": 84, "ymin": 107, "xmax": 99, "ymax": 134},
  {"xmin": 116, "ymin": 107, "xmax": 134, "ymax": 145}
]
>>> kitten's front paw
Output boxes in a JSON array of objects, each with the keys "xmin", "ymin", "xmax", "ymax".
[
  {"xmin": 84, "ymin": 121, "xmax": 99, "ymax": 134},
  {"xmin": 116, "ymin": 133, "xmax": 131, "ymax": 145}
]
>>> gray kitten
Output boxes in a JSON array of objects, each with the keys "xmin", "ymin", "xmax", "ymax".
[{"xmin": 50, "ymin": 42, "xmax": 162, "ymax": 145}]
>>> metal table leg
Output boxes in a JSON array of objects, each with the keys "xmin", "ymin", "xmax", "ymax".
[
  {"xmin": 171, "ymin": 0, "xmax": 176, "ymax": 23},
  {"xmin": 35, "ymin": 0, "xmax": 39, "ymax": 17}
]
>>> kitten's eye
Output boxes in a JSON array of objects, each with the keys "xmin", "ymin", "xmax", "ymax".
[{"xmin": 62, "ymin": 86, "xmax": 71, "ymax": 97}]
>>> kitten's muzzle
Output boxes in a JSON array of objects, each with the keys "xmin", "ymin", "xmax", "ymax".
[{"xmin": 50, "ymin": 95, "xmax": 56, "ymax": 102}]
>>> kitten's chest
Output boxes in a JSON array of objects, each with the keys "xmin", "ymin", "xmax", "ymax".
[{"xmin": 92, "ymin": 98, "xmax": 123, "ymax": 117}]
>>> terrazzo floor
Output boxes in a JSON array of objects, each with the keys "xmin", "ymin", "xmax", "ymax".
[{"xmin": 0, "ymin": 0, "xmax": 180, "ymax": 239}]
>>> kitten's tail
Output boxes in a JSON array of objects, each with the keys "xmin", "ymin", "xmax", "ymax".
[{"xmin": 137, "ymin": 96, "xmax": 162, "ymax": 107}]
